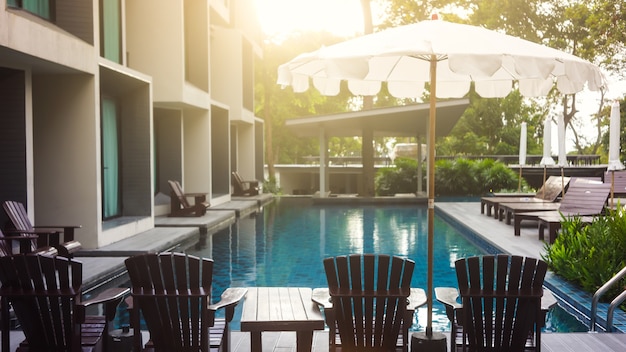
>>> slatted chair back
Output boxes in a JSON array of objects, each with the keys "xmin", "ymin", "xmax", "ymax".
[
  {"xmin": 2, "ymin": 200, "xmax": 81, "ymax": 257},
  {"xmin": 125, "ymin": 252, "xmax": 215, "ymax": 352},
  {"xmin": 455, "ymin": 255, "xmax": 547, "ymax": 351},
  {"xmin": 2, "ymin": 200, "xmax": 33, "ymax": 232},
  {"xmin": 168, "ymin": 179, "xmax": 192, "ymax": 209},
  {"xmin": 323, "ymin": 254, "xmax": 414, "ymax": 351},
  {"xmin": 231, "ymin": 172, "xmax": 247, "ymax": 195},
  {"xmin": 0, "ymin": 254, "xmax": 83, "ymax": 351},
  {"xmin": 558, "ymin": 182, "xmax": 611, "ymax": 214}
]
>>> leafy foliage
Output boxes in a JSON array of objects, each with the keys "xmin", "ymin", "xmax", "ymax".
[
  {"xmin": 374, "ymin": 157, "xmax": 521, "ymax": 196},
  {"xmin": 543, "ymin": 208, "xmax": 626, "ymax": 300},
  {"xmin": 375, "ymin": 157, "xmax": 419, "ymax": 196}
]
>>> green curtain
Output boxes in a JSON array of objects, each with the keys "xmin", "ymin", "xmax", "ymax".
[
  {"xmin": 102, "ymin": 98, "xmax": 120, "ymax": 218},
  {"xmin": 22, "ymin": 0, "xmax": 50, "ymax": 19},
  {"xmin": 102, "ymin": 0, "xmax": 121, "ymax": 63}
]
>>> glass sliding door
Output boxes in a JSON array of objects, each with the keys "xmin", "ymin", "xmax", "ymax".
[{"xmin": 101, "ymin": 97, "xmax": 121, "ymax": 219}]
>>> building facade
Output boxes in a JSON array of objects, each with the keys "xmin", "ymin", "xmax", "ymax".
[{"xmin": 0, "ymin": 0, "xmax": 263, "ymax": 248}]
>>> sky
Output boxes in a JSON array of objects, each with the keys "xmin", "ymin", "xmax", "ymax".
[{"xmin": 254, "ymin": 0, "xmax": 626, "ymax": 154}]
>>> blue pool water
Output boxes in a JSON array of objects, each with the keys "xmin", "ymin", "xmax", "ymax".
[{"xmin": 180, "ymin": 197, "xmax": 586, "ymax": 332}]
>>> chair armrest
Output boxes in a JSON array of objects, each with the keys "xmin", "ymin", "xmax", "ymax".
[
  {"xmin": 80, "ymin": 287, "xmax": 129, "ymax": 308},
  {"xmin": 541, "ymin": 289, "xmax": 557, "ymax": 311},
  {"xmin": 435, "ymin": 286, "xmax": 557, "ymax": 312},
  {"xmin": 311, "ymin": 288, "xmax": 333, "ymax": 309},
  {"xmin": 33, "ymin": 225, "xmax": 81, "ymax": 242},
  {"xmin": 5, "ymin": 228, "xmax": 57, "ymax": 236},
  {"xmin": 33, "ymin": 225, "xmax": 81, "ymax": 230},
  {"xmin": 209, "ymin": 287, "xmax": 247, "ymax": 310},
  {"xmin": 209, "ymin": 287, "xmax": 247, "ymax": 322},
  {"xmin": 77, "ymin": 287, "xmax": 129, "ymax": 323},
  {"xmin": 435, "ymin": 287, "xmax": 462, "ymax": 310},
  {"xmin": 408, "ymin": 288, "xmax": 427, "ymax": 309},
  {"xmin": 183, "ymin": 192, "xmax": 208, "ymax": 197}
]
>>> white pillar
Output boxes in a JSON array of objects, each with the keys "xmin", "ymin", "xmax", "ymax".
[
  {"xmin": 319, "ymin": 128, "xmax": 329, "ymax": 197},
  {"xmin": 417, "ymin": 136, "xmax": 423, "ymax": 194}
]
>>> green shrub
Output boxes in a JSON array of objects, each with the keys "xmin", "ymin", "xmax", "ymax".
[
  {"xmin": 263, "ymin": 178, "xmax": 282, "ymax": 195},
  {"xmin": 375, "ymin": 157, "xmax": 419, "ymax": 196},
  {"xmin": 543, "ymin": 208, "xmax": 626, "ymax": 300},
  {"xmin": 374, "ymin": 157, "xmax": 521, "ymax": 196}
]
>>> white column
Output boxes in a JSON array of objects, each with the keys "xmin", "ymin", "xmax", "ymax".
[{"xmin": 319, "ymin": 128, "xmax": 328, "ymax": 197}]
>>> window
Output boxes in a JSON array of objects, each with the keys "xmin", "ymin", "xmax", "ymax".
[
  {"xmin": 8, "ymin": 0, "xmax": 53, "ymax": 20},
  {"xmin": 100, "ymin": 0, "xmax": 121, "ymax": 63}
]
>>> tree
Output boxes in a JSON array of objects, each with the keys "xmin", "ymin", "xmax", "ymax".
[
  {"xmin": 255, "ymin": 32, "xmax": 357, "ymax": 176},
  {"xmin": 376, "ymin": 0, "xmax": 626, "ymax": 155}
]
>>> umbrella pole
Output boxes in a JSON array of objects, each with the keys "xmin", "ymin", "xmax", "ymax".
[
  {"xmin": 426, "ymin": 56, "xmax": 436, "ymax": 338},
  {"xmin": 412, "ymin": 55, "xmax": 446, "ymax": 351},
  {"xmin": 612, "ymin": 170, "xmax": 615, "ymax": 208}
]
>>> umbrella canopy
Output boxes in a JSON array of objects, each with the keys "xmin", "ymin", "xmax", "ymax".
[
  {"xmin": 278, "ymin": 20, "xmax": 605, "ymax": 99},
  {"xmin": 277, "ymin": 18, "xmax": 606, "ymax": 337}
]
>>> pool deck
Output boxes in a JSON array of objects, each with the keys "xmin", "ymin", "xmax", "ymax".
[{"xmin": 7, "ymin": 196, "xmax": 626, "ymax": 351}]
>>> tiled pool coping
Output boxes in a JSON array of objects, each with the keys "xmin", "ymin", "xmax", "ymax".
[{"xmin": 436, "ymin": 207, "xmax": 626, "ymax": 333}]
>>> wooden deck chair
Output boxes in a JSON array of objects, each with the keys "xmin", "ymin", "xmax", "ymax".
[
  {"xmin": 167, "ymin": 180, "xmax": 209, "ymax": 217},
  {"xmin": 436, "ymin": 255, "xmax": 548, "ymax": 352},
  {"xmin": 480, "ymin": 176, "xmax": 570, "ymax": 218},
  {"xmin": 0, "ymin": 228, "xmax": 58, "ymax": 257},
  {"xmin": 231, "ymin": 171, "xmax": 259, "ymax": 196},
  {"xmin": 510, "ymin": 182, "xmax": 611, "ymax": 237},
  {"xmin": 125, "ymin": 252, "xmax": 246, "ymax": 352},
  {"xmin": 0, "ymin": 253, "xmax": 128, "ymax": 352},
  {"xmin": 318, "ymin": 254, "xmax": 421, "ymax": 352},
  {"xmin": 2, "ymin": 200, "xmax": 82, "ymax": 257}
]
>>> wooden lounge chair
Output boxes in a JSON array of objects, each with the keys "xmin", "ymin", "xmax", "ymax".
[
  {"xmin": 498, "ymin": 178, "xmax": 607, "ymax": 225},
  {"xmin": 167, "ymin": 179, "xmax": 209, "ymax": 217},
  {"xmin": 2, "ymin": 200, "xmax": 82, "ymax": 257},
  {"xmin": 436, "ymin": 255, "xmax": 549, "ymax": 352},
  {"xmin": 125, "ymin": 252, "xmax": 246, "ymax": 352},
  {"xmin": 0, "ymin": 253, "xmax": 128, "ymax": 352},
  {"xmin": 512, "ymin": 182, "xmax": 611, "ymax": 239},
  {"xmin": 231, "ymin": 171, "xmax": 259, "ymax": 196},
  {"xmin": 480, "ymin": 176, "xmax": 569, "ymax": 218},
  {"xmin": 313, "ymin": 254, "xmax": 426, "ymax": 352},
  {"xmin": 537, "ymin": 214, "xmax": 596, "ymax": 244}
]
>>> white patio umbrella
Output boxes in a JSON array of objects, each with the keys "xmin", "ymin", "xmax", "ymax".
[
  {"xmin": 277, "ymin": 18, "xmax": 606, "ymax": 339},
  {"xmin": 607, "ymin": 100, "xmax": 624, "ymax": 206},
  {"xmin": 557, "ymin": 115, "xmax": 567, "ymax": 167},
  {"xmin": 518, "ymin": 122, "xmax": 527, "ymax": 191},
  {"xmin": 540, "ymin": 118, "xmax": 555, "ymax": 166},
  {"xmin": 608, "ymin": 101, "xmax": 624, "ymax": 171}
]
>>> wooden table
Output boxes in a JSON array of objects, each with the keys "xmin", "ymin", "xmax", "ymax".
[{"xmin": 240, "ymin": 287, "xmax": 325, "ymax": 352}]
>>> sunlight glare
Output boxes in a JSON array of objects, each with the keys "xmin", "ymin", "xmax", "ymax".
[{"xmin": 254, "ymin": 0, "xmax": 375, "ymax": 37}]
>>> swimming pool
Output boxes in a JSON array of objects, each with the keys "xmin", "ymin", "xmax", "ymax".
[{"xmin": 181, "ymin": 197, "xmax": 586, "ymax": 332}]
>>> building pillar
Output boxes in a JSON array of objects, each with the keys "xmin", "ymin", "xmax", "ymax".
[{"xmin": 362, "ymin": 126, "xmax": 375, "ymax": 197}]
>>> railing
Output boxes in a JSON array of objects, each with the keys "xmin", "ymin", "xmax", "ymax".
[
  {"xmin": 590, "ymin": 265, "xmax": 626, "ymax": 332},
  {"xmin": 299, "ymin": 155, "xmax": 601, "ymax": 166}
]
